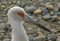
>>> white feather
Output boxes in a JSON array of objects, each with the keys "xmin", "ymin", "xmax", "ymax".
[{"xmin": 7, "ymin": 6, "xmax": 29, "ymax": 41}]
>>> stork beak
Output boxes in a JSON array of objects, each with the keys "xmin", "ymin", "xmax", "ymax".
[
  {"xmin": 18, "ymin": 12, "xmax": 38, "ymax": 23},
  {"xmin": 24, "ymin": 13, "xmax": 38, "ymax": 23}
]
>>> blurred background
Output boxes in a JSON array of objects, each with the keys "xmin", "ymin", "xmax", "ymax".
[{"xmin": 0, "ymin": 0, "xmax": 60, "ymax": 41}]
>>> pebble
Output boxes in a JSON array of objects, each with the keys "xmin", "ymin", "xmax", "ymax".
[
  {"xmin": 0, "ymin": 23, "xmax": 5, "ymax": 29},
  {"xmin": 54, "ymin": 7, "xmax": 59, "ymax": 12},
  {"xmin": 28, "ymin": 34, "xmax": 33, "ymax": 41},
  {"xmin": 42, "ymin": 14, "xmax": 52, "ymax": 21},
  {"xmin": 3, "ymin": 38, "xmax": 10, "ymax": 41},
  {"xmin": 27, "ymin": 27, "xmax": 33, "ymax": 31},
  {"xmin": 21, "ymin": 2, "xmax": 27, "ymax": 8},
  {"xmin": 1, "ymin": 0, "xmax": 8, "ymax": 5},
  {"xmin": 45, "ymin": 2, "xmax": 51, "ymax": 5},
  {"xmin": 0, "ymin": 20, "xmax": 4, "ymax": 23},
  {"xmin": 3, "ymin": 9, "xmax": 8, "ymax": 14},
  {"xmin": 46, "ymin": 33, "xmax": 57, "ymax": 41},
  {"xmin": 25, "ymin": 6, "xmax": 37, "ymax": 13},
  {"xmin": 52, "ymin": 15, "xmax": 58, "ymax": 18},
  {"xmin": 56, "ymin": 21, "xmax": 60, "ymax": 25},
  {"xmin": 33, "ymin": 36, "xmax": 46, "ymax": 41},
  {"xmin": 8, "ymin": 1, "xmax": 12, "ymax": 5},
  {"xmin": 12, "ymin": 1, "xmax": 16, "ymax": 4},
  {"xmin": 49, "ymin": 11, "xmax": 54, "ymax": 16},
  {"xmin": 1, "ymin": 5, "xmax": 6, "ymax": 9},
  {"xmin": 16, "ymin": 1, "xmax": 21, "ymax": 7},
  {"xmin": 45, "ymin": 25, "xmax": 52, "ymax": 30},
  {"xmin": 0, "ymin": 3, "xmax": 1, "ymax": 5},
  {"xmin": 46, "ymin": 5, "xmax": 54, "ymax": 10},
  {"xmin": 57, "ymin": 3, "xmax": 60, "ymax": 11},
  {"xmin": 2, "ymin": 17, "xmax": 8, "ymax": 22},
  {"xmin": 41, "ymin": 7, "xmax": 48, "ymax": 14},
  {"xmin": 16, "ymin": 1, "xmax": 21, "ymax": 4},
  {"xmin": 33, "ymin": 9, "xmax": 42, "ymax": 15},
  {"xmin": 0, "ymin": 33, "xmax": 5, "ymax": 40},
  {"xmin": 39, "ymin": 3, "xmax": 45, "ymax": 7},
  {"xmin": 0, "ymin": 30, "xmax": 5, "ymax": 33},
  {"xmin": 57, "ymin": 36, "xmax": 60, "ymax": 41},
  {"xmin": 55, "ymin": 12, "xmax": 60, "ymax": 16},
  {"xmin": 52, "ymin": 15, "xmax": 58, "ymax": 21}
]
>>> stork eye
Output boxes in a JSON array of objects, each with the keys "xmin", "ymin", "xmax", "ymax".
[{"xmin": 18, "ymin": 12, "xmax": 24, "ymax": 18}]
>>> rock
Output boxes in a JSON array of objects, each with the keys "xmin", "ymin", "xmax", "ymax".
[
  {"xmin": 16, "ymin": 1, "xmax": 21, "ymax": 4},
  {"xmin": 3, "ymin": 38, "xmax": 10, "ymax": 41},
  {"xmin": 27, "ymin": 27, "xmax": 33, "ymax": 31},
  {"xmin": 4, "ymin": 8, "xmax": 8, "ymax": 13},
  {"xmin": 21, "ymin": 2, "xmax": 27, "ymax": 8},
  {"xmin": 54, "ymin": 7, "xmax": 59, "ymax": 12},
  {"xmin": 57, "ymin": 36, "xmax": 60, "ymax": 41},
  {"xmin": 26, "ymin": 1, "xmax": 32, "ymax": 6},
  {"xmin": 2, "ymin": 17, "xmax": 8, "ymax": 22},
  {"xmin": 39, "ymin": 3, "xmax": 45, "ymax": 7},
  {"xmin": 28, "ymin": 34, "xmax": 33, "ymax": 41},
  {"xmin": 25, "ymin": 6, "xmax": 37, "ymax": 13},
  {"xmin": 0, "ymin": 30, "xmax": 5, "ymax": 33},
  {"xmin": 12, "ymin": 1, "xmax": 16, "ymax": 4},
  {"xmin": 49, "ymin": 11, "xmax": 54, "ymax": 16},
  {"xmin": 42, "ymin": 14, "xmax": 52, "ymax": 21},
  {"xmin": 56, "ymin": 21, "xmax": 60, "ymax": 25},
  {"xmin": 57, "ymin": 3, "xmax": 60, "ymax": 11},
  {"xmin": 33, "ymin": 9, "xmax": 42, "ymax": 15},
  {"xmin": 52, "ymin": 15, "xmax": 58, "ymax": 21},
  {"xmin": 0, "ymin": 20, "xmax": 4, "ymax": 23},
  {"xmin": 0, "ymin": 3, "xmax": 1, "ymax": 5},
  {"xmin": 8, "ymin": 1, "xmax": 12, "ymax": 5},
  {"xmin": 50, "ymin": 15, "xmax": 60, "ymax": 22},
  {"xmin": 16, "ymin": 1, "xmax": 21, "ymax": 7},
  {"xmin": 46, "ymin": 5, "xmax": 54, "ymax": 10},
  {"xmin": 0, "ymin": 23, "xmax": 5, "ymax": 29},
  {"xmin": 1, "ymin": 5, "xmax": 6, "ymax": 9},
  {"xmin": 33, "ymin": 36, "xmax": 46, "ymax": 41},
  {"xmin": 57, "ymin": 33, "xmax": 60, "ymax": 36},
  {"xmin": 45, "ymin": 2, "xmax": 51, "ymax": 5},
  {"xmin": 51, "ymin": 28, "xmax": 57, "ymax": 33},
  {"xmin": 46, "ymin": 33, "xmax": 57, "ymax": 41},
  {"xmin": 27, "ymin": 13, "xmax": 31, "ymax": 15},
  {"xmin": 0, "ymin": 32, "xmax": 5, "ymax": 40},
  {"xmin": 0, "ymin": 35, "xmax": 4, "ymax": 40},
  {"xmin": 8, "ymin": 32, "xmax": 12, "ymax": 38},
  {"xmin": 45, "ymin": 25, "xmax": 52, "ymax": 30},
  {"xmin": 7, "ymin": 5, "xmax": 14, "ymax": 9},
  {"xmin": 55, "ymin": 12, "xmax": 60, "ymax": 16},
  {"xmin": 41, "ymin": 7, "xmax": 48, "ymax": 14},
  {"xmin": 1, "ymin": 0, "xmax": 8, "ymax": 5}
]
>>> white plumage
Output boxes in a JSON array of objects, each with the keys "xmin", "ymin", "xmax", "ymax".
[{"xmin": 7, "ymin": 6, "xmax": 29, "ymax": 41}]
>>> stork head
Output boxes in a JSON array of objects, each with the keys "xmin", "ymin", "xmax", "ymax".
[
  {"xmin": 8, "ymin": 6, "xmax": 27, "ymax": 18},
  {"xmin": 7, "ymin": 6, "xmax": 37, "ymax": 22}
]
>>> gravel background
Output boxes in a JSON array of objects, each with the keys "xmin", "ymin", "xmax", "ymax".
[{"xmin": 0, "ymin": 0, "xmax": 60, "ymax": 41}]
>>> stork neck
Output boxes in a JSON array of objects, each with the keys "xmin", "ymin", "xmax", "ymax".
[
  {"xmin": 8, "ymin": 12, "xmax": 29, "ymax": 41},
  {"xmin": 11, "ymin": 19, "xmax": 29, "ymax": 41}
]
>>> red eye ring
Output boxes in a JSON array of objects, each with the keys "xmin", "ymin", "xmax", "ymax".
[{"xmin": 18, "ymin": 12, "xmax": 24, "ymax": 18}]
